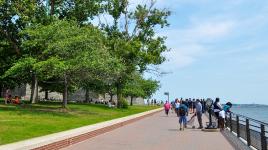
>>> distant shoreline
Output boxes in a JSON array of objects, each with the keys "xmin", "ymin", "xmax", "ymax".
[{"xmin": 233, "ymin": 104, "xmax": 268, "ymax": 106}]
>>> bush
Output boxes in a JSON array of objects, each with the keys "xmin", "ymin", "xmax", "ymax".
[{"xmin": 118, "ymin": 98, "xmax": 129, "ymax": 109}]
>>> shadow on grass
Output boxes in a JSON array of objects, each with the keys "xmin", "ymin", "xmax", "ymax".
[
  {"xmin": 0, "ymin": 101, "xmax": 115, "ymax": 117},
  {"xmin": 0, "ymin": 104, "xmax": 74, "ymax": 117},
  {"xmin": 0, "ymin": 99, "xmax": 131, "ymax": 117}
]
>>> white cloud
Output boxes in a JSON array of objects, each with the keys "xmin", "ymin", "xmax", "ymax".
[
  {"xmin": 163, "ymin": 44, "xmax": 204, "ymax": 68},
  {"xmin": 91, "ymin": 0, "xmax": 241, "ymax": 70},
  {"xmin": 160, "ymin": 20, "xmax": 235, "ymax": 71},
  {"xmin": 188, "ymin": 21, "xmax": 235, "ymax": 40},
  {"xmin": 128, "ymin": 0, "xmax": 182, "ymax": 9}
]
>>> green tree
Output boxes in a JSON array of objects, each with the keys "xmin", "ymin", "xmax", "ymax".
[
  {"xmin": 103, "ymin": 0, "xmax": 170, "ymax": 107},
  {"xmin": 141, "ymin": 78, "xmax": 160, "ymax": 99},
  {"xmin": 123, "ymin": 73, "xmax": 159, "ymax": 105},
  {"xmin": 23, "ymin": 20, "xmax": 123, "ymax": 108},
  {"xmin": 123, "ymin": 73, "xmax": 144, "ymax": 106},
  {"xmin": 0, "ymin": 0, "xmax": 38, "ymax": 96},
  {"xmin": 44, "ymin": 0, "xmax": 104, "ymax": 24}
]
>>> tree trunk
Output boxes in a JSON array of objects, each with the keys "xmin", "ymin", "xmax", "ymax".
[
  {"xmin": 50, "ymin": 0, "xmax": 55, "ymax": 15},
  {"xmin": 3, "ymin": 87, "xmax": 7, "ymax": 105},
  {"xmin": 110, "ymin": 93, "xmax": 113, "ymax": 102},
  {"xmin": 32, "ymin": 75, "xmax": 39, "ymax": 103},
  {"xmin": 30, "ymin": 75, "xmax": 35, "ymax": 103},
  {"xmin": 0, "ymin": 84, "xmax": 2, "ymax": 98},
  {"xmin": 30, "ymin": 73, "xmax": 38, "ymax": 103},
  {"xmin": 85, "ymin": 88, "xmax": 89, "ymax": 103},
  {"xmin": 62, "ymin": 74, "xmax": 68, "ymax": 108},
  {"xmin": 45, "ymin": 90, "xmax": 48, "ymax": 100},
  {"xmin": 116, "ymin": 82, "xmax": 123, "ymax": 108},
  {"xmin": 130, "ymin": 96, "xmax": 133, "ymax": 106}
]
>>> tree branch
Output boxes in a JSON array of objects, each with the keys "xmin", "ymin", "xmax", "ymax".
[
  {"xmin": 124, "ymin": 7, "xmax": 129, "ymax": 35},
  {"xmin": 131, "ymin": 0, "xmax": 155, "ymax": 38},
  {"xmin": 0, "ymin": 28, "xmax": 21, "ymax": 56}
]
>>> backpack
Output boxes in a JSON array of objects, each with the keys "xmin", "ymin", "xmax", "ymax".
[{"xmin": 178, "ymin": 106, "xmax": 186, "ymax": 116}]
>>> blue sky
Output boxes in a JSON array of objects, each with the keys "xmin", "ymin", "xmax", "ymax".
[{"xmin": 131, "ymin": 0, "xmax": 268, "ymax": 104}]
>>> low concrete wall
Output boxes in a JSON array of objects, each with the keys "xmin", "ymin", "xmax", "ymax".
[
  {"xmin": 0, "ymin": 108, "xmax": 163, "ymax": 150},
  {"xmin": 221, "ymin": 129, "xmax": 252, "ymax": 150}
]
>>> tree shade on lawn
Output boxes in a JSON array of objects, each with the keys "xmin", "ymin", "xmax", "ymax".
[{"xmin": 0, "ymin": 101, "xmax": 160, "ymax": 145}]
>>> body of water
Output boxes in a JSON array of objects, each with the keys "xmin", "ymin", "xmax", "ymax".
[{"xmin": 231, "ymin": 104, "xmax": 268, "ymax": 124}]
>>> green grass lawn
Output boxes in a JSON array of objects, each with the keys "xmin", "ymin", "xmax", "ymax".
[{"xmin": 0, "ymin": 99, "xmax": 160, "ymax": 145}]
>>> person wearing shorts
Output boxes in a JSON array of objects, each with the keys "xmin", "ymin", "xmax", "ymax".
[
  {"xmin": 219, "ymin": 102, "xmax": 233, "ymax": 131},
  {"xmin": 219, "ymin": 110, "xmax": 225, "ymax": 131},
  {"xmin": 178, "ymin": 101, "xmax": 188, "ymax": 130}
]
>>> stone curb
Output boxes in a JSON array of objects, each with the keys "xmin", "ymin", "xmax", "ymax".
[{"xmin": 0, "ymin": 108, "xmax": 163, "ymax": 150}]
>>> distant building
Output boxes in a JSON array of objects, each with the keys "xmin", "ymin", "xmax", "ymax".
[{"xmin": 1, "ymin": 85, "xmax": 144, "ymax": 105}]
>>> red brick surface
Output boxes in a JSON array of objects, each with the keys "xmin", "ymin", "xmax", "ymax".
[
  {"xmin": 32, "ymin": 110, "xmax": 162, "ymax": 150},
  {"xmin": 63, "ymin": 111, "xmax": 235, "ymax": 150}
]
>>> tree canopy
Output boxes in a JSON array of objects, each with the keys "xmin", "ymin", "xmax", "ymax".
[
  {"xmin": 1, "ymin": 0, "xmax": 170, "ymax": 108},
  {"xmin": 123, "ymin": 73, "xmax": 160, "ymax": 105}
]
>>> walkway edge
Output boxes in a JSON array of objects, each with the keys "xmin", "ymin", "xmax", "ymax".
[{"xmin": 0, "ymin": 108, "xmax": 163, "ymax": 150}]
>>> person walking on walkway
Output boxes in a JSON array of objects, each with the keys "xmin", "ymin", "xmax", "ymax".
[
  {"xmin": 195, "ymin": 99, "xmax": 203, "ymax": 129},
  {"xmin": 178, "ymin": 101, "xmax": 188, "ymax": 130},
  {"xmin": 213, "ymin": 98, "xmax": 223, "ymax": 128},
  {"xmin": 164, "ymin": 101, "xmax": 171, "ymax": 116},
  {"xmin": 175, "ymin": 99, "xmax": 180, "ymax": 117},
  {"xmin": 192, "ymin": 99, "xmax": 196, "ymax": 114},
  {"xmin": 170, "ymin": 101, "xmax": 174, "ymax": 113},
  {"xmin": 188, "ymin": 98, "xmax": 192, "ymax": 113}
]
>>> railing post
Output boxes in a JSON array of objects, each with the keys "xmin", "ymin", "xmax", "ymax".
[
  {"xmin": 230, "ymin": 113, "xmax": 233, "ymax": 132},
  {"xmin": 236, "ymin": 115, "xmax": 240, "ymax": 137},
  {"xmin": 261, "ymin": 124, "xmax": 267, "ymax": 150},
  {"xmin": 246, "ymin": 119, "xmax": 251, "ymax": 146}
]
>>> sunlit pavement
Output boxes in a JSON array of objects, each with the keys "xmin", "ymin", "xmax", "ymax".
[{"xmin": 62, "ymin": 111, "xmax": 234, "ymax": 150}]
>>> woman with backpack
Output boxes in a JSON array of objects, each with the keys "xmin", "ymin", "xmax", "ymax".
[{"xmin": 178, "ymin": 101, "xmax": 188, "ymax": 130}]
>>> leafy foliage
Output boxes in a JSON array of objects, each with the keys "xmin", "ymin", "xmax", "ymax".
[
  {"xmin": 102, "ymin": 0, "xmax": 170, "ymax": 106},
  {"xmin": 123, "ymin": 73, "xmax": 160, "ymax": 99},
  {"xmin": 118, "ymin": 98, "xmax": 129, "ymax": 109},
  {"xmin": 21, "ymin": 20, "xmax": 124, "ymax": 107},
  {"xmin": 1, "ymin": 0, "xmax": 169, "ymax": 108}
]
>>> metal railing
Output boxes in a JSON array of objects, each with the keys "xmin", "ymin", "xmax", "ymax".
[{"xmin": 225, "ymin": 112, "xmax": 268, "ymax": 150}]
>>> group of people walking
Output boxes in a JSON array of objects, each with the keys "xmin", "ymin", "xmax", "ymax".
[{"xmin": 163, "ymin": 97, "xmax": 232, "ymax": 131}]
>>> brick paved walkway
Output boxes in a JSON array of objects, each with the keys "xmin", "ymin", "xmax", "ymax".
[{"xmin": 62, "ymin": 111, "xmax": 234, "ymax": 150}]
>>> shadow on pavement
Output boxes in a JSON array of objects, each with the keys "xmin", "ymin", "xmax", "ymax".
[{"xmin": 168, "ymin": 129, "xmax": 180, "ymax": 132}]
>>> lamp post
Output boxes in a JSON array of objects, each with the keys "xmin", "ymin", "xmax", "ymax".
[{"xmin": 164, "ymin": 92, "xmax": 169, "ymax": 102}]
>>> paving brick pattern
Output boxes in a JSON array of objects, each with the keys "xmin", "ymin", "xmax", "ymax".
[
  {"xmin": 32, "ymin": 110, "xmax": 161, "ymax": 150},
  {"xmin": 62, "ymin": 112, "xmax": 235, "ymax": 150}
]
